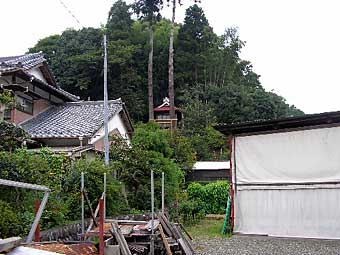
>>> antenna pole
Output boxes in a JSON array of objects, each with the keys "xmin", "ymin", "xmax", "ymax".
[{"xmin": 103, "ymin": 34, "xmax": 109, "ymax": 166}]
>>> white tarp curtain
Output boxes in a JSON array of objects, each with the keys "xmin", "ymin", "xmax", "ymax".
[
  {"xmin": 234, "ymin": 186, "xmax": 340, "ymax": 239},
  {"xmin": 234, "ymin": 126, "xmax": 340, "ymax": 184},
  {"xmin": 233, "ymin": 126, "xmax": 340, "ymax": 238}
]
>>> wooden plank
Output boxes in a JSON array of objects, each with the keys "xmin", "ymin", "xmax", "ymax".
[
  {"xmin": 178, "ymin": 238, "xmax": 193, "ymax": 255},
  {"xmin": 174, "ymin": 224, "xmax": 195, "ymax": 254},
  {"xmin": 106, "ymin": 219, "xmax": 148, "ymax": 225},
  {"xmin": 120, "ymin": 225, "xmax": 134, "ymax": 236},
  {"xmin": 111, "ymin": 222, "xmax": 132, "ymax": 255},
  {"xmin": 160, "ymin": 214, "xmax": 176, "ymax": 238},
  {"xmin": 179, "ymin": 223, "xmax": 193, "ymax": 240},
  {"xmin": 158, "ymin": 214, "xmax": 173, "ymax": 237},
  {"xmin": 170, "ymin": 223, "xmax": 181, "ymax": 241},
  {"xmin": 86, "ymin": 193, "xmax": 104, "ymax": 233},
  {"xmin": 158, "ymin": 225, "xmax": 172, "ymax": 255}
]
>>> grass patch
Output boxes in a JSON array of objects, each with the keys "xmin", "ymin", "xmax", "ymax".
[{"xmin": 185, "ymin": 218, "xmax": 226, "ymax": 238}]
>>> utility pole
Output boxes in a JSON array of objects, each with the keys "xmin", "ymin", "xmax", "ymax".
[{"xmin": 103, "ymin": 34, "xmax": 109, "ymax": 167}]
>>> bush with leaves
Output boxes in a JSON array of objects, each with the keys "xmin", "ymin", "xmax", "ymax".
[
  {"xmin": 63, "ymin": 158, "xmax": 129, "ymax": 219},
  {"xmin": 0, "ymin": 201, "xmax": 22, "ymax": 238},
  {"xmin": 0, "ymin": 90, "xmax": 14, "ymax": 105},
  {"xmin": 0, "ymin": 121, "xmax": 29, "ymax": 152},
  {"xmin": 0, "ymin": 148, "xmax": 128, "ymax": 238},
  {"xmin": 179, "ymin": 181, "xmax": 229, "ymax": 222},
  {"xmin": 110, "ymin": 122, "xmax": 186, "ymax": 212}
]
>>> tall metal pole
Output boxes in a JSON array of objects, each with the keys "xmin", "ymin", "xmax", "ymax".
[
  {"xmin": 150, "ymin": 170, "xmax": 155, "ymax": 255},
  {"xmin": 162, "ymin": 172, "xmax": 165, "ymax": 215},
  {"xmin": 81, "ymin": 172, "xmax": 85, "ymax": 237},
  {"xmin": 103, "ymin": 173, "xmax": 107, "ymax": 221},
  {"xmin": 103, "ymin": 34, "xmax": 110, "ymax": 167}
]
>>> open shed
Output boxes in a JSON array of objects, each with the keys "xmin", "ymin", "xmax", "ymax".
[
  {"xmin": 186, "ymin": 161, "xmax": 230, "ymax": 183},
  {"xmin": 215, "ymin": 111, "xmax": 340, "ymax": 239}
]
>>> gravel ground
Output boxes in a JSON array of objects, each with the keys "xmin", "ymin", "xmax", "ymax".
[{"xmin": 193, "ymin": 235, "xmax": 340, "ymax": 255}]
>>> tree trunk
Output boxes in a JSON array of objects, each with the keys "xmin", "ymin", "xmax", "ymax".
[
  {"xmin": 168, "ymin": 0, "xmax": 176, "ymax": 123},
  {"xmin": 148, "ymin": 22, "xmax": 154, "ymax": 121}
]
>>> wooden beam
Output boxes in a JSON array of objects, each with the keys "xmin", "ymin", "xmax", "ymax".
[{"xmin": 158, "ymin": 225, "xmax": 172, "ymax": 255}]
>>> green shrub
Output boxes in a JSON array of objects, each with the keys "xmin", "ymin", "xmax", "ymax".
[
  {"xmin": 179, "ymin": 181, "xmax": 229, "ymax": 223},
  {"xmin": 0, "ymin": 201, "xmax": 22, "ymax": 238},
  {"xmin": 0, "ymin": 121, "xmax": 28, "ymax": 152},
  {"xmin": 202, "ymin": 181, "xmax": 229, "ymax": 214},
  {"xmin": 179, "ymin": 199, "xmax": 205, "ymax": 223}
]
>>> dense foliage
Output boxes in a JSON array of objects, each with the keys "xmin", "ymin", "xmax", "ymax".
[
  {"xmin": 28, "ymin": 1, "xmax": 304, "ymax": 160},
  {"xmin": 179, "ymin": 181, "xmax": 229, "ymax": 222},
  {"xmin": 0, "ymin": 148, "xmax": 126, "ymax": 238},
  {"xmin": 0, "ymin": 122, "xmax": 29, "ymax": 152},
  {"xmin": 0, "ymin": 123, "xmax": 197, "ymax": 238},
  {"xmin": 110, "ymin": 122, "xmax": 195, "ymax": 211},
  {"xmin": 0, "ymin": 90, "xmax": 14, "ymax": 105}
]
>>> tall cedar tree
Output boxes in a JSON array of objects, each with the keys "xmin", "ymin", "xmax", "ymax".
[
  {"xmin": 167, "ymin": 0, "xmax": 201, "ymax": 122},
  {"xmin": 168, "ymin": 0, "xmax": 177, "ymax": 121},
  {"xmin": 133, "ymin": 0, "xmax": 164, "ymax": 120},
  {"xmin": 176, "ymin": 4, "xmax": 213, "ymax": 87}
]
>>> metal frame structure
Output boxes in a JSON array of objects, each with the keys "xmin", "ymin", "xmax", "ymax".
[{"xmin": 0, "ymin": 179, "xmax": 50, "ymax": 243}]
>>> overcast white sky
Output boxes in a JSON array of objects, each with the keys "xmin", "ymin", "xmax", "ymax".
[{"xmin": 1, "ymin": 0, "xmax": 340, "ymax": 114}]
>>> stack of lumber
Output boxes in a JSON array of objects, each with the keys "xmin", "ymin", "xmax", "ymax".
[{"xmin": 106, "ymin": 214, "xmax": 195, "ymax": 255}]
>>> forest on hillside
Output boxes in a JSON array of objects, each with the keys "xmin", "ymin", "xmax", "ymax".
[{"xmin": 29, "ymin": 0, "xmax": 304, "ymax": 160}]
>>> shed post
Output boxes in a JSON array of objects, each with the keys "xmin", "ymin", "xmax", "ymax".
[{"xmin": 229, "ymin": 134, "xmax": 234, "ymax": 230}]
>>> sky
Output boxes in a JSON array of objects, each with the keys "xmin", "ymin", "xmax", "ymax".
[{"xmin": 1, "ymin": 0, "xmax": 340, "ymax": 114}]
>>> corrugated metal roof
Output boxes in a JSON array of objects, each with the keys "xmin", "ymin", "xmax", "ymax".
[
  {"xmin": 193, "ymin": 161, "xmax": 230, "ymax": 170},
  {"xmin": 213, "ymin": 111, "xmax": 340, "ymax": 135}
]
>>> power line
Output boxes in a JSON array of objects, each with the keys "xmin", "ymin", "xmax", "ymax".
[{"xmin": 58, "ymin": 0, "xmax": 83, "ymax": 28}]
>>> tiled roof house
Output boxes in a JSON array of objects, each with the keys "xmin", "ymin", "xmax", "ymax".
[{"xmin": 0, "ymin": 53, "xmax": 133, "ymax": 156}]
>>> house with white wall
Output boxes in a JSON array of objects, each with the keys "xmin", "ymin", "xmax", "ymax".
[
  {"xmin": 0, "ymin": 52, "xmax": 133, "ymax": 156},
  {"xmin": 0, "ymin": 52, "xmax": 78, "ymax": 123}
]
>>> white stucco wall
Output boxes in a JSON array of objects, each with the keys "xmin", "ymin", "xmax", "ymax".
[
  {"xmin": 27, "ymin": 67, "xmax": 47, "ymax": 83},
  {"xmin": 89, "ymin": 113, "xmax": 131, "ymax": 145}
]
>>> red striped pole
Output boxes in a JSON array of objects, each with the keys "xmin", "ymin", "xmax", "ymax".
[
  {"xmin": 34, "ymin": 200, "xmax": 40, "ymax": 242},
  {"xmin": 99, "ymin": 198, "xmax": 104, "ymax": 255}
]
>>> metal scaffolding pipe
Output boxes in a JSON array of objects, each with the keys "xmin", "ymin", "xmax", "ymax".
[
  {"xmin": 81, "ymin": 172, "xmax": 85, "ymax": 237},
  {"xmin": 162, "ymin": 172, "xmax": 165, "ymax": 215},
  {"xmin": 0, "ymin": 178, "xmax": 50, "ymax": 243}
]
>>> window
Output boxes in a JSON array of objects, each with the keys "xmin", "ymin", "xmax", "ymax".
[
  {"xmin": 16, "ymin": 96, "xmax": 33, "ymax": 114},
  {"xmin": 4, "ymin": 108, "xmax": 12, "ymax": 120}
]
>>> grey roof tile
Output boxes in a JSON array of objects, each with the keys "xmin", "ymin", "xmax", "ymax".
[
  {"xmin": 21, "ymin": 100, "xmax": 123, "ymax": 138},
  {"xmin": 0, "ymin": 53, "xmax": 79, "ymax": 102},
  {"xmin": 0, "ymin": 52, "xmax": 45, "ymax": 71}
]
